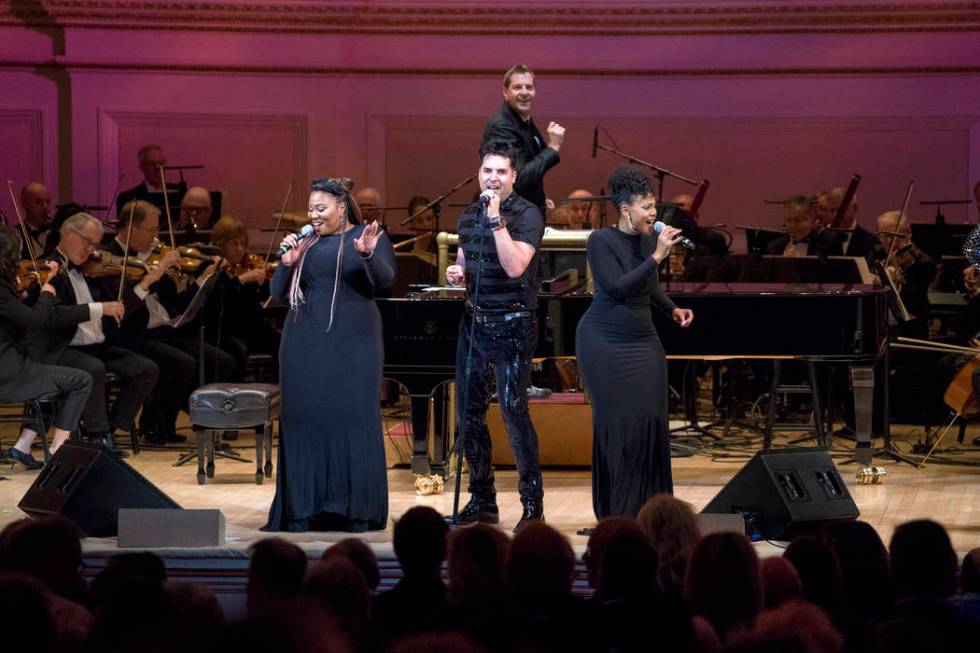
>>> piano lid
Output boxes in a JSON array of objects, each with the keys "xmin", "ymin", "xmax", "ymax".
[{"xmin": 660, "ymin": 282, "xmax": 887, "ymax": 296}]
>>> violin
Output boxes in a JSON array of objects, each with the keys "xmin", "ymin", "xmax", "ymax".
[
  {"xmin": 228, "ymin": 253, "xmax": 276, "ymax": 280},
  {"xmin": 146, "ymin": 243, "xmax": 214, "ymax": 273},
  {"xmin": 15, "ymin": 259, "xmax": 54, "ymax": 293},
  {"xmin": 81, "ymin": 250, "xmax": 149, "ymax": 280}
]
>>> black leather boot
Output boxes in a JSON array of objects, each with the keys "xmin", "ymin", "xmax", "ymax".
[
  {"xmin": 513, "ymin": 499, "xmax": 544, "ymax": 534},
  {"xmin": 455, "ymin": 496, "xmax": 500, "ymax": 525}
]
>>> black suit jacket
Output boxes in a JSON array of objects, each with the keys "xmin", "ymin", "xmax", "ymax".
[
  {"xmin": 26, "ymin": 251, "xmax": 143, "ymax": 363},
  {"xmin": 482, "ymin": 103, "xmax": 560, "ymax": 213},
  {"xmin": 116, "ymin": 181, "xmax": 185, "ymax": 226},
  {"xmin": 765, "ymin": 229, "xmax": 843, "ymax": 257},
  {"xmin": 844, "ymin": 224, "xmax": 877, "ymax": 258}
]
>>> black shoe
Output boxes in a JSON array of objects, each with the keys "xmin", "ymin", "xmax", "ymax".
[
  {"xmin": 95, "ymin": 433, "xmax": 128, "ymax": 458},
  {"xmin": 7, "ymin": 447, "xmax": 43, "ymax": 470},
  {"xmin": 455, "ymin": 497, "xmax": 500, "ymax": 525},
  {"xmin": 514, "ymin": 500, "xmax": 544, "ymax": 534}
]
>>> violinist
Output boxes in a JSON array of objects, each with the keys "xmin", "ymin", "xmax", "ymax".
[
  {"xmin": 875, "ymin": 210, "xmax": 936, "ymax": 338},
  {"xmin": 27, "ymin": 213, "xmax": 159, "ymax": 458},
  {"xmin": 827, "ymin": 187, "xmax": 876, "ymax": 258},
  {"xmin": 18, "ymin": 182, "xmax": 55, "ymax": 259},
  {"xmin": 0, "ymin": 225, "xmax": 93, "ymax": 468},
  {"xmin": 106, "ymin": 200, "xmax": 234, "ymax": 445},
  {"xmin": 202, "ymin": 215, "xmax": 280, "ymax": 382}
]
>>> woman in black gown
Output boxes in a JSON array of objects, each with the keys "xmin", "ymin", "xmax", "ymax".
[
  {"xmin": 575, "ymin": 166, "xmax": 694, "ymax": 519},
  {"xmin": 264, "ymin": 178, "xmax": 396, "ymax": 532}
]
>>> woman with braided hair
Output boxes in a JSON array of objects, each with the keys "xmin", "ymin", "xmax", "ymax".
[{"xmin": 263, "ymin": 178, "xmax": 396, "ymax": 532}]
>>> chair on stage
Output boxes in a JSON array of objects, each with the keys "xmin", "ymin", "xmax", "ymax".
[
  {"xmin": 0, "ymin": 395, "xmax": 56, "ymax": 464},
  {"xmin": 188, "ymin": 383, "xmax": 280, "ymax": 485}
]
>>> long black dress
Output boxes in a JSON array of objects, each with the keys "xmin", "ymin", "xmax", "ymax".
[
  {"xmin": 264, "ymin": 225, "xmax": 396, "ymax": 532},
  {"xmin": 575, "ymin": 227, "xmax": 677, "ymax": 518}
]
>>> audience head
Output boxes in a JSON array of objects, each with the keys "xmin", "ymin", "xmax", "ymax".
[
  {"xmin": 138, "ymin": 144, "xmax": 166, "ymax": 187},
  {"xmin": 393, "ymin": 506, "xmax": 448, "ymax": 578},
  {"xmin": 89, "ymin": 551, "xmax": 168, "ymax": 609},
  {"xmin": 597, "ymin": 529, "xmax": 659, "ymax": 603},
  {"xmin": 741, "ymin": 599, "xmax": 844, "ymax": 653},
  {"xmin": 446, "ymin": 522, "xmax": 510, "ymax": 606},
  {"xmin": 502, "ymin": 63, "xmax": 536, "ymax": 119},
  {"xmin": 246, "ymin": 537, "xmax": 307, "ymax": 620},
  {"xmin": 179, "ymin": 185, "xmax": 213, "ymax": 228},
  {"xmin": 821, "ymin": 519, "xmax": 893, "ymax": 619},
  {"xmin": 686, "ymin": 532, "xmax": 762, "ymax": 644},
  {"xmin": 889, "ymin": 519, "xmax": 957, "ymax": 599},
  {"xmin": 321, "ymin": 538, "xmax": 380, "ymax": 591},
  {"xmin": 0, "ymin": 516, "xmax": 84, "ymax": 601},
  {"xmin": 355, "ymin": 186, "xmax": 384, "ymax": 224},
  {"xmin": 565, "ymin": 189, "xmax": 594, "ymax": 228},
  {"xmin": 783, "ymin": 535, "xmax": 843, "ymax": 619},
  {"xmin": 584, "ymin": 516, "xmax": 646, "ymax": 589},
  {"xmin": 302, "ymin": 557, "xmax": 371, "ymax": 643},
  {"xmin": 166, "ymin": 581, "xmax": 226, "ymax": 648},
  {"xmin": 759, "ymin": 556, "xmax": 803, "ymax": 609},
  {"xmin": 636, "ymin": 494, "xmax": 702, "ymax": 595},
  {"xmin": 508, "ymin": 521, "xmax": 576, "ymax": 601},
  {"xmin": 0, "ymin": 574, "xmax": 58, "ymax": 653},
  {"xmin": 783, "ymin": 195, "xmax": 813, "ymax": 243},
  {"xmin": 85, "ymin": 577, "xmax": 179, "ymax": 653},
  {"xmin": 961, "ymin": 547, "xmax": 980, "ymax": 594},
  {"xmin": 20, "ymin": 181, "xmax": 52, "ymax": 228}
]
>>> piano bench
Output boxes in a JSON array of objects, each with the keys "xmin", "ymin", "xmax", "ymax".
[
  {"xmin": 489, "ymin": 392, "xmax": 592, "ymax": 467},
  {"xmin": 189, "ymin": 383, "xmax": 280, "ymax": 485}
]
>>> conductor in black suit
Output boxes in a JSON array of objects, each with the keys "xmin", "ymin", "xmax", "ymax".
[
  {"xmin": 115, "ymin": 144, "xmax": 186, "ymax": 222},
  {"xmin": 482, "ymin": 64, "xmax": 565, "ymax": 216}
]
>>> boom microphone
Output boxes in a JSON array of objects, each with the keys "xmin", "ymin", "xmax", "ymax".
[
  {"xmin": 653, "ymin": 221, "xmax": 695, "ymax": 250},
  {"xmin": 277, "ymin": 224, "xmax": 315, "ymax": 256}
]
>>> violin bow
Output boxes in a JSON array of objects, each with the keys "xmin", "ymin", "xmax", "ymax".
[
  {"xmin": 264, "ymin": 181, "xmax": 294, "ymax": 268},
  {"xmin": 117, "ymin": 200, "xmax": 138, "ymax": 303},
  {"xmin": 6, "ymin": 179, "xmax": 42, "ymax": 280},
  {"xmin": 158, "ymin": 164, "xmax": 178, "ymax": 250}
]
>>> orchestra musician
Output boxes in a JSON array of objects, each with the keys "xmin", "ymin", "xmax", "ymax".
[
  {"xmin": 202, "ymin": 215, "xmax": 280, "ymax": 382},
  {"xmin": 810, "ymin": 190, "xmax": 834, "ymax": 226},
  {"xmin": 445, "ymin": 140, "xmax": 546, "ymax": 533},
  {"xmin": 576, "ymin": 166, "xmax": 693, "ymax": 519},
  {"xmin": 115, "ymin": 144, "xmax": 185, "ymax": 219},
  {"xmin": 766, "ymin": 195, "xmax": 843, "ymax": 257},
  {"xmin": 482, "ymin": 64, "xmax": 565, "ymax": 217},
  {"xmin": 28, "ymin": 213, "xmax": 159, "ymax": 457},
  {"xmin": 106, "ymin": 200, "xmax": 233, "ymax": 445},
  {"xmin": 355, "ymin": 187, "xmax": 385, "ymax": 226},
  {"xmin": 18, "ymin": 182, "xmax": 55, "ymax": 259},
  {"xmin": 1, "ymin": 225, "xmax": 93, "ymax": 468},
  {"xmin": 828, "ymin": 187, "xmax": 876, "ymax": 258},
  {"xmin": 178, "ymin": 185, "xmax": 215, "ymax": 231},
  {"xmin": 263, "ymin": 177, "xmax": 395, "ymax": 533},
  {"xmin": 875, "ymin": 209, "xmax": 935, "ymax": 338},
  {"xmin": 563, "ymin": 189, "xmax": 595, "ymax": 229}
]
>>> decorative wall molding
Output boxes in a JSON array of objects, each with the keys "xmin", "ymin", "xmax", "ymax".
[
  {"xmin": 1, "ymin": 1, "xmax": 978, "ymax": 36},
  {"xmin": 2, "ymin": 60, "xmax": 979, "ymax": 78},
  {"xmin": 0, "ymin": 108, "xmax": 44, "ymax": 181}
]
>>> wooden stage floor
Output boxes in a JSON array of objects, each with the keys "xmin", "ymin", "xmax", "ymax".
[{"xmin": 3, "ymin": 421, "xmax": 980, "ymax": 558}]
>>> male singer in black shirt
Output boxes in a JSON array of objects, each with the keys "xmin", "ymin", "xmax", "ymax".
[
  {"xmin": 446, "ymin": 140, "xmax": 545, "ymax": 534},
  {"xmin": 482, "ymin": 64, "xmax": 565, "ymax": 217}
]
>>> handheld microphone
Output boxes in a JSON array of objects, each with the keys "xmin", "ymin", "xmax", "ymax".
[
  {"xmin": 277, "ymin": 224, "xmax": 315, "ymax": 256},
  {"xmin": 654, "ymin": 221, "xmax": 696, "ymax": 250},
  {"xmin": 478, "ymin": 190, "xmax": 494, "ymax": 207},
  {"xmin": 591, "ymin": 126, "xmax": 598, "ymax": 159}
]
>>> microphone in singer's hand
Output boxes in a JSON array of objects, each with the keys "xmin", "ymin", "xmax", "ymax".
[
  {"xmin": 277, "ymin": 224, "xmax": 315, "ymax": 256},
  {"xmin": 478, "ymin": 191, "xmax": 494, "ymax": 207},
  {"xmin": 654, "ymin": 221, "xmax": 696, "ymax": 250}
]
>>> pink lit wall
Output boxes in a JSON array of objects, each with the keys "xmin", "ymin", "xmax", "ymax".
[{"xmin": 2, "ymin": 2, "xmax": 979, "ymax": 237}]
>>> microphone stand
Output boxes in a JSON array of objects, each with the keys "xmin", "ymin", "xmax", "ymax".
[
  {"xmin": 448, "ymin": 202, "xmax": 490, "ymax": 525},
  {"xmin": 593, "ymin": 136, "xmax": 698, "ymax": 200},
  {"xmin": 400, "ymin": 174, "xmax": 476, "ymax": 228}
]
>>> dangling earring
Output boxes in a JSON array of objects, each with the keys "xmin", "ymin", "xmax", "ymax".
[{"xmin": 623, "ymin": 210, "xmax": 636, "ymax": 234}]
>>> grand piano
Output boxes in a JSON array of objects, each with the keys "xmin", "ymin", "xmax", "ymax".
[{"xmin": 379, "ymin": 281, "xmax": 889, "ymax": 475}]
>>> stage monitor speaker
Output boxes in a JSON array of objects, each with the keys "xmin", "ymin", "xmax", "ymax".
[
  {"xmin": 701, "ymin": 448, "xmax": 859, "ymax": 541},
  {"xmin": 18, "ymin": 442, "xmax": 180, "ymax": 538}
]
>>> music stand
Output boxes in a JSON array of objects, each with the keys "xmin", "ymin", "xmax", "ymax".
[{"xmin": 171, "ymin": 272, "xmax": 252, "ymax": 468}]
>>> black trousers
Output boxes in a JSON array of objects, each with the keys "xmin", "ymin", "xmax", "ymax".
[
  {"xmin": 56, "ymin": 344, "xmax": 159, "ymax": 434},
  {"xmin": 455, "ymin": 313, "xmax": 543, "ymax": 503},
  {"xmin": 4, "ymin": 363, "xmax": 93, "ymax": 432},
  {"xmin": 139, "ymin": 327, "xmax": 235, "ymax": 438}
]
